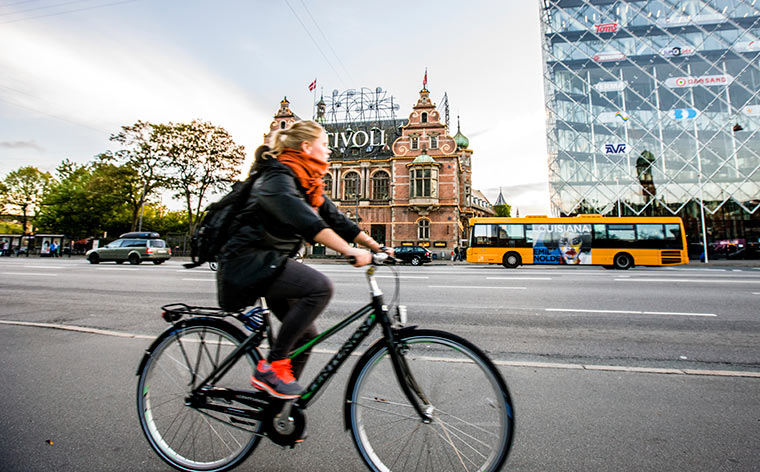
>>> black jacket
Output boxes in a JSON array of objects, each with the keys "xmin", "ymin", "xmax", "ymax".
[{"xmin": 216, "ymin": 151, "xmax": 360, "ymax": 311}]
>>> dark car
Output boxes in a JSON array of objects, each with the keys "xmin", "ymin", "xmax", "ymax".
[
  {"xmin": 86, "ymin": 232, "xmax": 171, "ymax": 265},
  {"xmin": 392, "ymin": 246, "xmax": 432, "ymax": 266}
]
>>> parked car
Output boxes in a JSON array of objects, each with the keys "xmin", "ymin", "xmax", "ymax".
[
  {"xmin": 392, "ymin": 246, "xmax": 432, "ymax": 266},
  {"xmin": 86, "ymin": 232, "xmax": 171, "ymax": 265}
]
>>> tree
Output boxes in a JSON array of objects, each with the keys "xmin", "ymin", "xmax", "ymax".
[
  {"xmin": 493, "ymin": 203, "xmax": 511, "ymax": 217},
  {"xmin": 0, "ymin": 166, "xmax": 52, "ymax": 235},
  {"xmin": 157, "ymin": 120, "xmax": 246, "ymax": 233},
  {"xmin": 109, "ymin": 121, "xmax": 170, "ymax": 231},
  {"xmin": 35, "ymin": 160, "xmax": 130, "ymax": 239}
]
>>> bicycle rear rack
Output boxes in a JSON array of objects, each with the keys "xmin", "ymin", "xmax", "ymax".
[{"xmin": 160, "ymin": 303, "xmax": 238, "ymax": 323}]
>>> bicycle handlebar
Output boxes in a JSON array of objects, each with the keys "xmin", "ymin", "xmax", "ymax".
[{"xmin": 346, "ymin": 252, "xmax": 397, "ymax": 266}]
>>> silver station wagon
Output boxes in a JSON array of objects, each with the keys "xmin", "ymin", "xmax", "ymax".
[{"xmin": 86, "ymin": 232, "xmax": 171, "ymax": 265}]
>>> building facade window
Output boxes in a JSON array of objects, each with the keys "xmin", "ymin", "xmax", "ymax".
[
  {"xmin": 421, "ymin": 112, "xmax": 428, "ymax": 123},
  {"xmin": 323, "ymin": 173, "xmax": 333, "ymax": 198},
  {"xmin": 343, "ymin": 171, "xmax": 360, "ymax": 200},
  {"xmin": 280, "ymin": 121, "xmax": 286, "ymax": 129},
  {"xmin": 418, "ymin": 219, "xmax": 430, "ymax": 240},
  {"xmin": 411, "ymin": 167, "xmax": 437, "ymax": 198},
  {"xmin": 430, "ymin": 135, "xmax": 438, "ymax": 149},
  {"xmin": 410, "ymin": 136, "xmax": 419, "ymax": 150},
  {"xmin": 371, "ymin": 171, "xmax": 389, "ymax": 200}
]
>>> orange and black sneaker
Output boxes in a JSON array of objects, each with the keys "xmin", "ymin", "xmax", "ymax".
[{"xmin": 251, "ymin": 359, "xmax": 303, "ymax": 399}]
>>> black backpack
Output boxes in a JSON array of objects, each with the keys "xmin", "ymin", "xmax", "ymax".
[{"xmin": 183, "ymin": 174, "xmax": 258, "ymax": 269}]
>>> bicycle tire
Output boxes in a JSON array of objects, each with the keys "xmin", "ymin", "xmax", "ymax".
[
  {"xmin": 137, "ymin": 318, "xmax": 261, "ymax": 472},
  {"xmin": 347, "ymin": 329, "xmax": 514, "ymax": 472}
]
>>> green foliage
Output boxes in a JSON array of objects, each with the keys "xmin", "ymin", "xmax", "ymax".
[
  {"xmin": 0, "ymin": 166, "xmax": 53, "ymax": 234},
  {"xmin": 493, "ymin": 204, "xmax": 511, "ymax": 217},
  {"xmin": 0, "ymin": 220, "xmax": 23, "ymax": 233},
  {"xmin": 109, "ymin": 122, "xmax": 171, "ymax": 230},
  {"xmin": 35, "ymin": 160, "xmax": 130, "ymax": 238},
  {"xmin": 154, "ymin": 120, "xmax": 246, "ymax": 233}
]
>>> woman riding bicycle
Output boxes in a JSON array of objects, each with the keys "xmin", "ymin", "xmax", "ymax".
[{"xmin": 217, "ymin": 120, "xmax": 391, "ymax": 399}]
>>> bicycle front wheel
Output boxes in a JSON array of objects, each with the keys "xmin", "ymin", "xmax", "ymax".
[
  {"xmin": 348, "ymin": 329, "xmax": 514, "ymax": 472},
  {"xmin": 137, "ymin": 319, "xmax": 261, "ymax": 472}
]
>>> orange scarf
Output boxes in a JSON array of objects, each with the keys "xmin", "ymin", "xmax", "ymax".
[{"xmin": 277, "ymin": 148, "xmax": 329, "ymax": 208}]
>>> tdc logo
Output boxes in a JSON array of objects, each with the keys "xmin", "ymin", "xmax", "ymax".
[
  {"xmin": 604, "ymin": 144, "xmax": 627, "ymax": 154},
  {"xmin": 670, "ymin": 108, "xmax": 699, "ymax": 119}
]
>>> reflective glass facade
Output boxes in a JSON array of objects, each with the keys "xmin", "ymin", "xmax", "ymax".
[{"xmin": 540, "ymin": 0, "xmax": 760, "ymax": 253}]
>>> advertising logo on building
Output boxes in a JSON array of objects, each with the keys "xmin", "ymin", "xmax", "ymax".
[
  {"xmin": 733, "ymin": 41, "xmax": 760, "ymax": 53},
  {"xmin": 598, "ymin": 111, "xmax": 629, "ymax": 122},
  {"xmin": 593, "ymin": 80, "xmax": 627, "ymax": 92},
  {"xmin": 665, "ymin": 74, "xmax": 734, "ymax": 88},
  {"xmin": 603, "ymin": 144, "xmax": 628, "ymax": 154},
  {"xmin": 659, "ymin": 46, "xmax": 696, "ymax": 57},
  {"xmin": 593, "ymin": 51, "xmax": 626, "ymax": 62},
  {"xmin": 594, "ymin": 22, "xmax": 618, "ymax": 33},
  {"xmin": 657, "ymin": 13, "xmax": 725, "ymax": 27},
  {"xmin": 669, "ymin": 108, "xmax": 700, "ymax": 119}
]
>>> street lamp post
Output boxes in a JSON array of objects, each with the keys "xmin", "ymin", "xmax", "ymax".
[{"xmin": 614, "ymin": 177, "xmax": 621, "ymax": 216}]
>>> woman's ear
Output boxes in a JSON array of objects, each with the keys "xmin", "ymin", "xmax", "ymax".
[{"xmin": 301, "ymin": 140, "xmax": 312, "ymax": 155}]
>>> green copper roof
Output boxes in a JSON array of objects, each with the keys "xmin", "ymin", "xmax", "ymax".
[
  {"xmin": 454, "ymin": 116, "xmax": 469, "ymax": 149},
  {"xmin": 410, "ymin": 151, "xmax": 437, "ymax": 165}
]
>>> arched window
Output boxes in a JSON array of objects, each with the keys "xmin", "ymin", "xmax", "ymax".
[
  {"xmin": 421, "ymin": 112, "xmax": 428, "ymax": 123},
  {"xmin": 371, "ymin": 171, "xmax": 389, "ymax": 200},
  {"xmin": 323, "ymin": 173, "xmax": 333, "ymax": 198},
  {"xmin": 418, "ymin": 219, "xmax": 430, "ymax": 240},
  {"xmin": 280, "ymin": 121, "xmax": 286, "ymax": 129},
  {"xmin": 344, "ymin": 172, "xmax": 360, "ymax": 200}
]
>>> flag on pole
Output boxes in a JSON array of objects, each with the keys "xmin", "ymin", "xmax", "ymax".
[
  {"xmin": 423, "ymin": 69, "xmax": 427, "ymax": 88},
  {"xmin": 308, "ymin": 79, "xmax": 317, "ymax": 91}
]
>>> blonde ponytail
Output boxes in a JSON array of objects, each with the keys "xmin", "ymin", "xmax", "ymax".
[{"xmin": 269, "ymin": 120, "xmax": 324, "ymax": 155}]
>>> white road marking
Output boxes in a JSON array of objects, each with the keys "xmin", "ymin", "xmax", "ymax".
[
  {"xmin": 2, "ymin": 319, "xmax": 758, "ymax": 378},
  {"xmin": 428, "ymin": 285, "xmax": 526, "ymax": 290},
  {"xmin": 23, "ymin": 265, "xmax": 63, "ymax": 269},
  {"xmin": 545, "ymin": 308, "xmax": 717, "ymax": 317},
  {"xmin": 96, "ymin": 268, "xmax": 139, "ymax": 271},
  {"xmin": 616, "ymin": 278, "xmax": 760, "ymax": 284},
  {"xmin": 1, "ymin": 272, "xmax": 58, "ymax": 277},
  {"xmin": 182, "ymin": 278, "xmax": 215, "ymax": 282},
  {"xmin": 486, "ymin": 276, "xmax": 552, "ymax": 281}
]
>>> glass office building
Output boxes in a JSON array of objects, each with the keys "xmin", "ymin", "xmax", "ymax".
[{"xmin": 540, "ymin": 0, "xmax": 760, "ymax": 255}]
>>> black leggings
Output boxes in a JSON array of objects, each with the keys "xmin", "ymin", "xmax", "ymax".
[{"xmin": 263, "ymin": 259, "xmax": 333, "ymax": 378}]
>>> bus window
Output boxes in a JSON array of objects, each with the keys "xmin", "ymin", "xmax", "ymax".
[
  {"xmin": 472, "ymin": 224, "xmax": 498, "ymax": 247},
  {"xmin": 607, "ymin": 224, "xmax": 635, "ymax": 241},
  {"xmin": 664, "ymin": 224, "xmax": 683, "ymax": 249},
  {"xmin": 636, "ymin": 224, "xmax": 665, "ymax": 249},
  {"xmin": 593, "ymin": 224, "xmax": 607, "ymax": 240},
  {"xmin": 636, "ymin": 224, "xmax": 665, "ymax": 240},
  {"xmin": 499, "ymin": 224, "xmax": 526, "ymax": 247}
]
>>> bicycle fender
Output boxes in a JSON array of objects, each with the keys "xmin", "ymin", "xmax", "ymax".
[
  {"xmin": 135, "ymin": 317, "xmax": 244, "ymax": 376},
  {"xmin": 342, "ymin": 326, "xmax": 419, "ymax": 430}
]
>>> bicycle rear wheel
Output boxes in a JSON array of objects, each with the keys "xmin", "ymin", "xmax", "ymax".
[
  {"xmin": 137, "ymin": 319, "xmax": 261, "ymax": 472},
  {"xmin": 348, "ymin": 329, "xmax": 514, "ymax": 472}
]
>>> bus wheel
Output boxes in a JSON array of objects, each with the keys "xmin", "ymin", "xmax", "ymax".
[
  {"xmin": 502, "ymin": 252, "xmax": 521, "ymax": 269},
  {"xmin": 613, "ymin": 253, "xmax": 634, "ymax": 270}
]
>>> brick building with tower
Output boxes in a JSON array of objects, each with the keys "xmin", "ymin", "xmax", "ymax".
[{"xmin": 264, "ymin": 84, "xmax": 493, "ymax": 253}]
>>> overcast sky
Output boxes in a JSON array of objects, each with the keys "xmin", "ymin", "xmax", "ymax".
[{"xmin": 0, "ymin": 0, "xmax": 550, "ymax": 215}]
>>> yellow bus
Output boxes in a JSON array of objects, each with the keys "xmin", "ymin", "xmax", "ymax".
[{"xmin": 466, "ymin": 215, "xmax": 688, "ymax": 270}]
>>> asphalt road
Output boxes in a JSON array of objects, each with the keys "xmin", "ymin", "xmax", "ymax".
[{"xmin": 0, "ymin": 257, "xmax": 758, "ymax": 471}]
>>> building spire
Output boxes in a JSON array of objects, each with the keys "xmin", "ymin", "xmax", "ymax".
[{"xmin": 495, "ymin": 187, "xmax": 506, "ymax": 206}]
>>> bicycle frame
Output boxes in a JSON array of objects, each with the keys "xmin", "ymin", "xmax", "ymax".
[{"xmin": 185, "ymin": 265, "xmax": 431, "ymax": 422}]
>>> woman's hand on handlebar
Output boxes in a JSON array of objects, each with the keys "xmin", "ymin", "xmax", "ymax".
[{"xmin": 345, "ymin": 247, "xmax": 373, "ymax": 267}]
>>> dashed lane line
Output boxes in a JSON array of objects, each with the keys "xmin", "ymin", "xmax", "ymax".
[
  {"xmin": 545, "ymin": 308, "xmax": 717, "ymax": 317},
  {"xmin": 1, "ymin": 272, "xmax": 58, "ymax": 277},
  {"xmin": 0, "ymin": 319, "xmax": 757, "ymax": 379},
  {"xmin": 616, "ymin": 278, "xmax": 760, "ymax": 284},
  {"xmin": 428, "ymin": 285, "xmax": 527, "ymax": 290}
]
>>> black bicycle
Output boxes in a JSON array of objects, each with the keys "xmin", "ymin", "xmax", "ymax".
[{"xmin": 136, "ymin": 253, "xmax": 515, "ymax": 471}]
